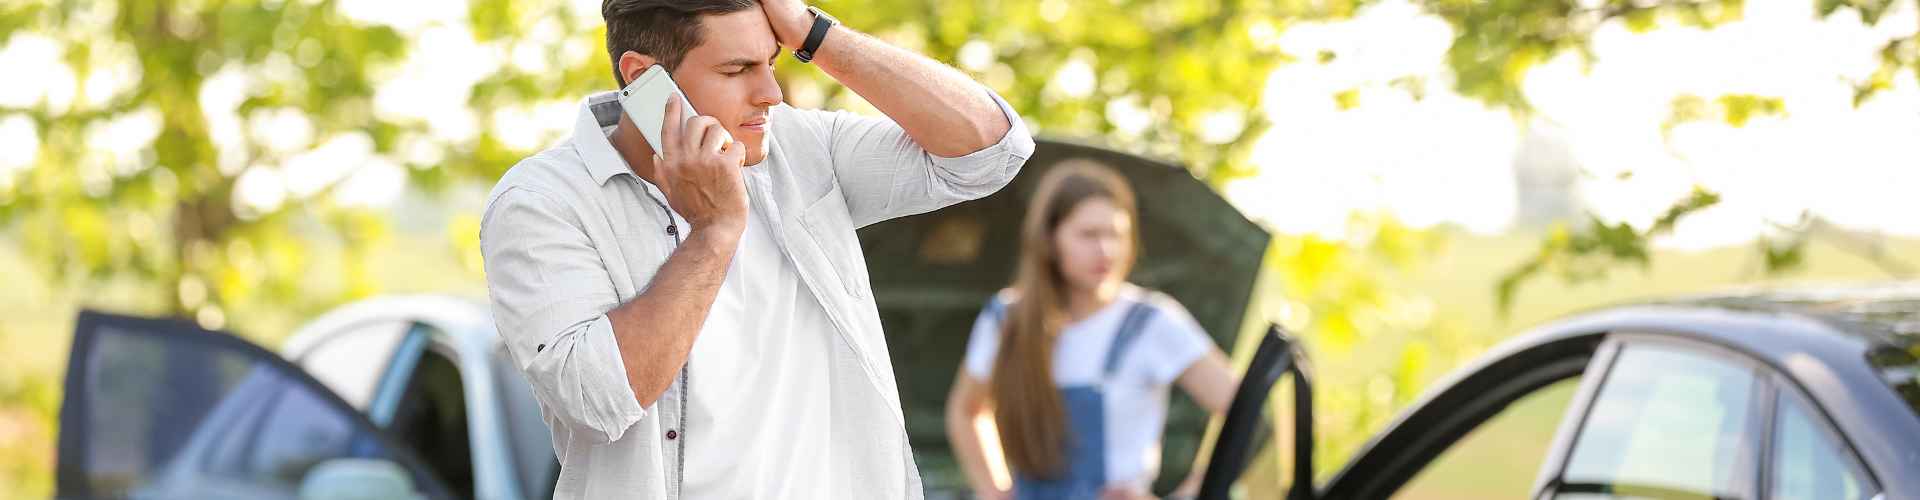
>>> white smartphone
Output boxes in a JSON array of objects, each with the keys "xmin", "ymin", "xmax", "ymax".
[{"xmin": 617, "ymin": 64, "xmax": 732, "ymax": 154}]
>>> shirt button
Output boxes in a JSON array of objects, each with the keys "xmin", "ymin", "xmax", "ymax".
[
  {"xmin": 665, "ymin": 429, "xmax": 678, "ymax": 440},
  {"xmin": 666, "ymin": 224, "xmax": 678, "ymax": 236}
]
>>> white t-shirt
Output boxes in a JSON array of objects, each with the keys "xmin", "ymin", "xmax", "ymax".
[
  {"xmin": 681, "ymin": 188, "xmax": 847, "ymax": 499},
  {"xmin": 962, "ymin": 284, "xmax": 1216, "ymax": 492}
]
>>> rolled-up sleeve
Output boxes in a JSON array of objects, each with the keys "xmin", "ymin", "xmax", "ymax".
[
  {"xmin": 480, "ymin": 187, "xmax": 646, "ymax": 445},
  {"xmin": 815, "ymin": 85, "xmax": 1035, "ymax": 228}
]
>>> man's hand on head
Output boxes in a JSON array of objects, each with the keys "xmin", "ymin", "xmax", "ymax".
[{"xmin": 759, "ymin": 0, "xmax": 814, "ymax": 51}]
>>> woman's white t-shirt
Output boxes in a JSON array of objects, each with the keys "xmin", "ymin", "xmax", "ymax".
[{"xmin": 962, "ymin": 283, "xmax": 1217, "ymax": 492}]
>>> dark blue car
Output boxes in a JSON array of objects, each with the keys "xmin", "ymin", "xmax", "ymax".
[{"xmin": 1201, "ymin": 282, "xmax": 1920, "ymax": 500}]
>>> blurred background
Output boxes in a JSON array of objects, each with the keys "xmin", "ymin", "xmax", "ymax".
[{"xmin": 1, "ymin": 0, "xmax": 1917, "ymax": 497}]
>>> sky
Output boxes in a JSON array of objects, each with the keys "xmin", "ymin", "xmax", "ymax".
[{"xmin": 0, "ymin": 0, "xmax": 1916, "ymax": 250}]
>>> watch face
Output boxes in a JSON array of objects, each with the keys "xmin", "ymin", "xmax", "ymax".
[{"xmin": 809, "ymin": 6, "xmax": 839, "ymax": 25}]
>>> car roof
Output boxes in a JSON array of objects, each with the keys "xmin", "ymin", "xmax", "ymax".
[
  {"xmin": 1467, "ymin": 281, "xmax": 1920, "ymax": 378},
  {"xmin": 280, "ymin": 294, "xmax": 499, "ymax": 362},
  {"xmin": 1654, "ymin": 280, "xmax": 1920, "ymax": 347}
]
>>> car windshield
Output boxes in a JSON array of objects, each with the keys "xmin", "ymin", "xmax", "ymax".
[
  {"xmin": 1848, "ymin": 308, "xmax": 1920, "ymax": 419},
  {"xmin": 1693, "ymin": 286, "xmax": 1920, "ymax": 419},
  {"xmin": 1782, "ymin": 294, "xmax": 1920, "ymax": 418},
  {"xmin": 1867, "ymin": 339, "xmax": 1920, "ymax": 419}
]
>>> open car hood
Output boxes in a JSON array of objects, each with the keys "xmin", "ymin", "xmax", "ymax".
[{"xmin": 856, "ymin": 138, "xmax": 1271, "ymax": 490}]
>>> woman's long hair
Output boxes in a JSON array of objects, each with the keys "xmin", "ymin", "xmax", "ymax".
[{"xmin": 991, "ymin": 159, "xmax": 1139, "ymax": 478}]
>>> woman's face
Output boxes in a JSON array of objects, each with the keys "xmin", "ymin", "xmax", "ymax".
[{"xmin": 1051, "ymin": 196, "xmax": 1132, "ymax": 296}]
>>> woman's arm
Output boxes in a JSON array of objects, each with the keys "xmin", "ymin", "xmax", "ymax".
[
  {"xmin": 946, "ymin": 368, "xmax": 1012, "ymax": 500},
  {"xmin": 1169, "ymin": 349, "xmax": 1238, "ymax": 498},
  {"xmin": 1177, "ymin": 350, "xmax": 1237, "ymax": 414}
]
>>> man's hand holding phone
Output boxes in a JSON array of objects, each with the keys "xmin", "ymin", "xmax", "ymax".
[{"xmin": 653, "ymin": 92, "xmax": 748, "ymax": 238}]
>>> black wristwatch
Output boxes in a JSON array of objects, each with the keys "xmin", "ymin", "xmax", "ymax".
[{"xmin": 793, "ymin": 6, "xmax": 838, "ymax": 64}]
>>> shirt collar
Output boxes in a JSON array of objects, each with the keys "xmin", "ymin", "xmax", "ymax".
[{"xmin": 574, "ymin": 90, "xmax": 635, "ymax": 187}]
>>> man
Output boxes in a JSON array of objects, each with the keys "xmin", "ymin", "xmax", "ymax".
[{"xmin": 479, "ymin": 0, "xmax": 1033, "ymax": 497}]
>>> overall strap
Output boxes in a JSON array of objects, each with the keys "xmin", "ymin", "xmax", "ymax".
[
  {"xmin": 1101, "ymin": 296, "xmax": 1162, "ymax": 378},
  {"xmin": 986, "ymin": 290, "xmax": 1163, "ymax": 379},
  {"xmin": 982, "ymin": 293, "xmax": 1010, "ymax": 326}
]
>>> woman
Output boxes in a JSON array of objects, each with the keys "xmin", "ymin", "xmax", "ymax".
[{"xmin": 945, "ymin": 160, "xmax": 1238, "ymax": 500}]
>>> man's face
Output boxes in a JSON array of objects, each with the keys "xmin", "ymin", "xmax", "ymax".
[{"xmin": 676, "ymin": 6, "xmax": 783, "ymax": 165}]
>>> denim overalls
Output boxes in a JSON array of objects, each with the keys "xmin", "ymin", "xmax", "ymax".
[{"xmin": 982, "ymin": 295, "xmax": 1163, "ymax": 500}]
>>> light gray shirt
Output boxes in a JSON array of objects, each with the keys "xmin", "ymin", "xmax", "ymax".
[{"xmin": 479, "ymin": 87, "xmax": 1033, "ymax": 500}]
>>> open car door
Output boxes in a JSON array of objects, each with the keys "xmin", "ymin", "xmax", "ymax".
[
  {"xmin": 55, "ymin": 311, "xmax": 457, "ymax": 500},
  {"xmin": 1199, "ymin": 325, "xmax": 1317, "ymax": 500}
]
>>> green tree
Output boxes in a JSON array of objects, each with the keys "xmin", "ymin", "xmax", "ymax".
[
  {"xmin": 0, "ymin": 0, "xmax": 1329, "ymax": 330},
  {"xmin": 15, "ymin": 0, "xmax": 1886, "ymax": 337},
  {"xmin": 0, "ymin": 0, "xmax": 409, "ymax": 328}
]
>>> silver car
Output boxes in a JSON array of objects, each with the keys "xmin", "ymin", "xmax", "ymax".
[{"xmin": 54, "ymin": 295, "xmax": 552, "ymax": 500}]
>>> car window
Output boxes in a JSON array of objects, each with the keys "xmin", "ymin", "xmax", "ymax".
[
  {"xmin": 1190, "ymin": 327, "xmax": 1311, "ymax": 500},
  {"xmin": 1772, "ymin": 391, "xmax": 1876, "ymax": 500},
  {"xmin": 1865, "ymin": 343, "xmax": 1920, "ymax": 420},
  {"xmin": 1391, "ymin": 377, "xmax": 1583, "ymax": 500},
  {"xmin": 494, "ymin": 345, "xmax": 560, "ymax": 499},
  {"xmin": 293, "ymin": 318, "xmax": 411, "ymax": 410},
  {"xmin": 388, "ymin": 343, "xmax": 475, "ymax": 500},
  {"xmin": 199, "ymin": 368, "xmax": 372, "ymax": 489},
  {"xmin": 1223, "ymin": 369, "xmax": 1304, "ymax": 498},
  {"xmin": 70, "ymin": 316, "xmax": 451, "ymax": 500},
  {"xmin": 1554, "ymin": 343, "xmax": 1761, "ymax": 500}
]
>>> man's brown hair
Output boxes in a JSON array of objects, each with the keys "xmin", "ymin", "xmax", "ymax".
[{"xmin": 602, "ymin": 0, "xmax": 759, "ymax": 86}]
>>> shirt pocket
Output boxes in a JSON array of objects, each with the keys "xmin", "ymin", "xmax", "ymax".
[{"xmin": 799, "ymin": 183, "xmax": 871, "ymax": 299}]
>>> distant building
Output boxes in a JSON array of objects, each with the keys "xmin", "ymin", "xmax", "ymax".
[{"xmin": 1512, "ymin": 118, "xmax": 1586, "ymax": 231}]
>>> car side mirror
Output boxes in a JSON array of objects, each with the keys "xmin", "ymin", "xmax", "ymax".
[
  {"xmin": 1197, "ymin": 325, "xmax": 1315, "ymax": 500},
  {"xmin": 299, "ymin": 458, "xmax": 422, "ymax": 500}
]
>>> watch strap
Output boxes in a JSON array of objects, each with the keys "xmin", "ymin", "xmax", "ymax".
[{"xmin": 794, "ymin": 8, "xmax": 835, "ymax": 63}]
